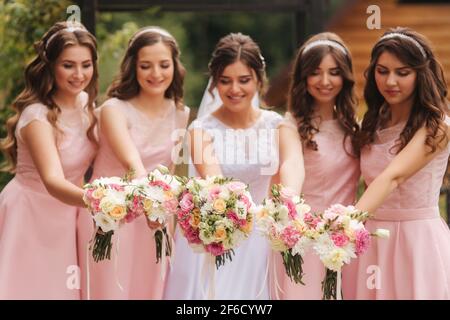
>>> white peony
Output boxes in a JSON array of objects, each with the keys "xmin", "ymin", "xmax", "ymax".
[{"xmin": 93, "ymin": 212, "xmax": 118, "ymax": 233}]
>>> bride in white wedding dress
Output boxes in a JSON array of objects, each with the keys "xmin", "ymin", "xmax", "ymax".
[{"xmin": 164, "ymin": 32, "xmax": 304, "ymax": 300}]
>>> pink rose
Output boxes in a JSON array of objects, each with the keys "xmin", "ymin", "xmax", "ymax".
[
  {"xmin": 208, "ymin": 186, "xmax": 221, "ymax": 201},
  {"xmin": 180, "ymin": 192, "xmax": 194, "ymax": 212},
  {"xmin": 226, "ymin": 210, "xmax": 246, "ymax": 227},
  {"xmin": 331, "ymin": 232, "xmax": 350, "ymax": 247},
  {"xmin": 185, "ymin": 228, "xmax": 202, "ymax": 244},
  {"xmin": 206, "ymin": 243, "xmax": 225, "ymax": 256},
  {"xmin": 239, "ymin": 195, "xmax": 252, "ymax": 210}
]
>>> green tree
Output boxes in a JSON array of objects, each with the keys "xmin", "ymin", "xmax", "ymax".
[{"xmin": 0, "ymin": 0, "xmax": 72, "ymax": 188}]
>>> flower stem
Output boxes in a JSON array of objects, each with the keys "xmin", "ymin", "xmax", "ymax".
[
  {"xmin": 281, "ymin": 249, "xmax": 305, "ymax": 285},
  {"xmin": 92, "ymin": 230, "xmax": 114, "ymax": 262}
]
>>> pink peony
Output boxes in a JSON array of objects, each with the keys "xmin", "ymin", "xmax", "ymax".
[
  {"xmin": 331, "ymin": 232, "xmax": 350, "ymax": 247},
  {"xmin": 355, "ymin": 229, "xmax": 371, "ymax": 255},
  {"xmin": 206, "ymin": 243, "xmax": 225, "ymax": 256},
  {"xmin": 180, "ymin": 192, "xmax": 194, "ymax": 212},
  {"xmin": 280, "ymin": 226, "xmax": 301, "ymax": 248}
]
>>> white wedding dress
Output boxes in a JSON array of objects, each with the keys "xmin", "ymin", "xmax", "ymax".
[{"xmin": 163, "ymin": 109, "xmax": 282, "ymax": 300}]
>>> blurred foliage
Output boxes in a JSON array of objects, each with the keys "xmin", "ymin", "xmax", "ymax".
[
  {"xmin": 0, "ymin": 2, "xmax": 447, "ymax": 223},
  {"xmin": 95, "ymin": 8, "xmax": 296, "ymax": 109},
  {"xmin": 0, "ymin": 2, "xmax": 296, "ymax": 190},
  {"xmin": 0, "ymin": 0, "xmax": 71, "ymax": 188}
]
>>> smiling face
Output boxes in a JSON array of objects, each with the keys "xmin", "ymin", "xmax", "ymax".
[
  {"xmin": 375, "ymin": 51, "xmax": 417, "ymax": 108},
  {"xmin": 306, "ymin": 53, "xmax": 343, "ymax": 106},
  {"xmin": 136, "ymin": 41, "xmax": 174, "ymax": 97},
  {"xmin": 215, "ymin": 60, "xmax": 258, "ymax": 113},
  {"xmin": 54, "ymin": 45, "xmax": 93, "ymax": 98}
]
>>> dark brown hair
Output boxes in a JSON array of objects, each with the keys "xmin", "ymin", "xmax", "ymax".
[
  {"xmin": 107, "ymin": 26, "xmax": 185, "ymax": 110},
  {"xmin": 208, "ymin": 33, "xmax": 267, "ymax": 98},
  {"xmin": 288, "ymin": 32, "xmax": 359, "ymax": 155},
  {"xmin": 1, "ymin": 21, "xmax": 98, "ymax": 172},
  {"xmin": 359, "ymin": 27, "xmax": 448, "ymax": 154}
]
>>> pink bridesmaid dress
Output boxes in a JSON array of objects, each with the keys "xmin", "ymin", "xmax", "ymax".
[
  {"xmin": 272, "ymin": 112, "xmax": 360, "ymax": 299},
  {"xmin": 0, "ymin": 93, "xmax": 96, "ymax": 299},
  {"xmin": 77, "ymin": 97, "xmax": 189, "ymax": 300},
  {"xmin": 344, "ymin": 118, "xmax": 450, "ymax": 300}
]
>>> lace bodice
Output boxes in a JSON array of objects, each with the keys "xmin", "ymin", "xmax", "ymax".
[{"xmin": 189, "ymin": 110, "xmax": 282, "ymax": 203}]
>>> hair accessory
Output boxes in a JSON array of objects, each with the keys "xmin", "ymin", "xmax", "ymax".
[
  {"xmin": 302, "ymin": 39, "xmax": 347, "ymax": 55},
  {"xmin": 379, "ymin": 32, "xmax": 427, "ymax": 58},
  {"xmin": 129, "ymin": 27, "xmax": 173, "ymax": 47},
  {"xmin": 45, "ymin": 26, "xmax": 85, "ymax": 50}
]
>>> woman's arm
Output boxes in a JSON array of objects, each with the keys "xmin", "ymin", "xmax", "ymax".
[
  {"xmin": 278, "ymin": 124, "xmax": 305, "ymax": 195},
  {"xmin": 356, "ymin": 125, "xmax": 449, "ymax": 213},
  {"xmin": 22, "ymin": 121, "xmax": 86, "ymax": 207},
  {"xmin": 100, "ymin": 105, "xmax": 147, "ymax": 178},
  {"xmin": 189, "ymin": 127, "xmax": 222, "ymax": 178}
]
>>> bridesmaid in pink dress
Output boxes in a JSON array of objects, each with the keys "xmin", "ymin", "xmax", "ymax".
[
  {"xmin": 345, "ymin": 27, "xmax": 450, "ymax": 299},
  {"xmin": 0, "ymin": 21, "xmax": 98, "ymax": 299},
  {"xmin": 77, "ymin": 26, "xmax": 189, "ymax": 300},
  {"xmin": 273, "ymin": 32, "xmax": 360, "ymax": 299}
]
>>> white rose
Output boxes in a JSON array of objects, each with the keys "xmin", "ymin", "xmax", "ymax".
[{"xmin": 93, "ymin": 212, "xmax": 118, "ymax": 233}]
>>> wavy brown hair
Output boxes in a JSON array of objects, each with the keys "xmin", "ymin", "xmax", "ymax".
[
  {"xmin": 208, "ymin": 33, "xmax": 267, "ymax": 99},
  {"xmin": 288, "ymin": 32, "xmax": 359, "ymax": 156},
  {"xmin": 0, "ymin": 21, "xmax": 98, "ymax": 172},
  {"xmin": 359, "ymin": 27, "xmax": 448, "ymax": 154},
  {"xmin": 107, "ymin": 26, "xmax": 185, "ymax": 110}
]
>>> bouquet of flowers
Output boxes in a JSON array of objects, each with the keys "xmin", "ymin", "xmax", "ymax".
[
  {"xmin": 176, "ymin": 176, "xmax": 255, "ymax": 269},
  {"xmin": 83, "ymin": 177, "xmax": 131, "ymax": 262},
  {"xmin": 256, "ymin": 184, "xmax": 319, "ymax": 285},
  {"xmin": 313, "ymin": 204, "xmax": 390, "ymax": 300},
  {"xmin": 127, "ymin": 165, "xmax": 181, "ymax": 264}
]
